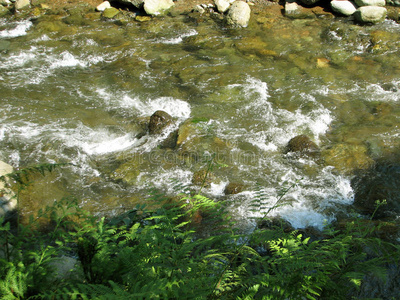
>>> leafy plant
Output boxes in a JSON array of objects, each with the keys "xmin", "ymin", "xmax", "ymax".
[{"xmin": 0, "ymin": 163, "xmax": 399, "ymax": 299}]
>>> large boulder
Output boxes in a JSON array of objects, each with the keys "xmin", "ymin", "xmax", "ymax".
[
  {"xmin": 331, "ymin": 0, "xmax": 357, "ymax": 16},
  {"xmin": 215, "ymin": 0, "xmax": 234, "ymax": 13},
  {"xmin": 0, "ymin": 161, "xmax": 16, "ymax": 218},
  {"xmin": 14, "ymin": 0, "xmax": 30, "ymax": 10},
  {"xmin": 352, "ymin": 162, "xmax": 400, "ymax": 219},
  {"xmin": 144, "ymin": 0, "xmax": 174, "ymax": 16},
  {"xmin": 226, "ymin": 1, "xmax": 251, "ymax": 27},
  {"xmin": 354, "ymin": 6, "xmax": 387, "ymax": 23},
  {"xmin": 148, "ymin": 110, "xmax": 173, "ymax": 134}
]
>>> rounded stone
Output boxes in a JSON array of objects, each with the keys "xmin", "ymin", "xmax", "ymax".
[
  {"xmin": 224, "ymin": 182, "xmax": 245, "ymax": 195},
  {"xmin": 331, "ymin": 0, "xmax": 357, "ymax": 16},
  {"xmin": 15, "ymin": 0, "xmax": 30, "ymax": 10},
  {"xmin": 102, "ymin": 7, "xmax": 120, "ymax": 19},
  {"xmin": 148, "ymin": 110, "xmax": 173, "ymax": 134},
  {"xmin": 144, "ymin": 0, "xmax": 174, "ymax": 16},
  {"xmin": 226, "ymin": 1, "xmax": 251, "ymax": 27},
  {"xmin": 354, "ymin": 6, "xmax": 387, "ymax": 24},
  {"xmin": 285, "ymin": 135, "xmax": 319, "ymax": 156}
]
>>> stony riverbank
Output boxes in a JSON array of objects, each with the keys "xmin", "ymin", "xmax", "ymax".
[{"xmin": 1, "ymin": 0, "xmax": 400, "ymax": 26}]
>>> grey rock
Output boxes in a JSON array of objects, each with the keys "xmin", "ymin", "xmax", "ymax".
[
  {"xmin": 14, "ymin": 0, "xmax": 30, "ymax": 10},
  {"xmin": 96, "ymin": 1, "xmax": 111, "ymax": 12},
  {"xmin": 354, "ymin": 6, "xmax": 387, "ymax": 23},
  {"xmin": 226, "ymin": 1, "xmax": 251, "ymax": 27},
  {"xmin": 331, "ymin": 0, "xmax": 357, "ymax": 16},
  {"xmin": 215, "ymin": 0, "xmax": 232, "ymax": 13},
  {"xmin": 144, "ymin": 0, "xmax": 174, "ymax": 16}
]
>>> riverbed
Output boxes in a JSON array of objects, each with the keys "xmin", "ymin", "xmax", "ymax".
[{"xmin": 0, "ymin": 5, "xmax": 399, "ymax": 230}]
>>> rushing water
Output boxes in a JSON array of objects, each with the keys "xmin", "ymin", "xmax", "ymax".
[{"xmin": 0, "ymin": 10, "xmax": 399, "ymax": 230}]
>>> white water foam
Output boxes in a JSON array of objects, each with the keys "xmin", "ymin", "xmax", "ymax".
[
  {"xmin": 0, "ymin": 47, "xmax": 106, "ymax": 86},
  {"xmin": 0, "ymin": 20, "xmax": 32, "ymax": 38},
  {"xmin": 59, "ymin": 125, "xmax": 138, "ymax": 156},
  {"xmin": 136, "ymin": 168, "xmax": 193, "ymax": 194},
  {"xmin": 208, "ymin": 77, "xmax": 352, "ymax": 230},
  {"xmin": 95, "ymin": 88, "xmax": 191, "ymax": 119},
  {"xmin": 158, "ymin": 29, "xmax": 198, "ymax": 44}
]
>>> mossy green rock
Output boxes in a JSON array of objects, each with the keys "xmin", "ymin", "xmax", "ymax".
[
  {"xmin": 352, "ymin": 162, "xmax": 400, "ymax": 219},
  {"xmin": 102, "ymin": 7, "xmax": 120, "ymax": 19},
  {"xmin": 0, "ymin": 5, "xmax": 10, "ymax": 17},
  {"xmin": 322, "ymin": 144, "xmax": 374, "ymax": 174},
  {"xmin": 111, "ymin": 156, "xmax": 144, "ymax": 185},
  {"xmin": 35, "ymin": 20, "xmax": 65, "ymax": 32}
]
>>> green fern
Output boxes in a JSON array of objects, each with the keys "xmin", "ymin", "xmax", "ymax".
[{"xmin": 0, "ymin": 263, "xmax": 27, "ymax": 300}]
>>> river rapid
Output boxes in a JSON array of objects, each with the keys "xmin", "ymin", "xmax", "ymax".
[{"xmin": 0, "ymin": 6, "xmax": 399, "ymax": 230}]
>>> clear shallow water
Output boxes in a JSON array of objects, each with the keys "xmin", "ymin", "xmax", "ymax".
[{"xmin": 0, "ymin": 13, "xmax": 399, "ymax": 230}]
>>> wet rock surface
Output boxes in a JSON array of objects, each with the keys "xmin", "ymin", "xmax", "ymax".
[
  {"xmin": 224, "ymin": 182, "xmax": 245, "ymax": 195},
  {"xmin": 148, "ymin": 110, "xmax": 173, "ymax": 135},
  {"xmin": 352, "ymin": 161, "xmax": 400, "ymax": 219},
  {"xmin": 285, "ymin": 135, "xmax": 319, "ymax": 156}
]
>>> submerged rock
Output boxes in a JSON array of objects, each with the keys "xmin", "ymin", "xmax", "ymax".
[
  {"xmin": 148, "ymin": 110, "xmax": 173, "ymax": 134},
  {"xmin": 322, "ymin": 143, "xmax": 374, "ymax": 174},
  {"xmin": 331, "ymin": 0, "xmax": 357, "ymax": 16},
  {"xmin": 285, "ymin": 1, "xmax": 316, "ymax": 19},
  {"xmin": 226, "ymin": 1, "xmax": 251, "ymax": 27},
  {"xmin": 354, "ymin": 6, "xmax": 387, "ymax": 24}
]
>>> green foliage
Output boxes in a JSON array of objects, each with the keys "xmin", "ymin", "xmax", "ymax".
[{"xmin": 0, "ymin": 164, "xmax": 399, "ymax": 299}]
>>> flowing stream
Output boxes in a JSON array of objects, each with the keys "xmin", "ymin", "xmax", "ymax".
[{"xmin": 0, "ymin": 10, "xmax": 399, "ymax": 230}]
